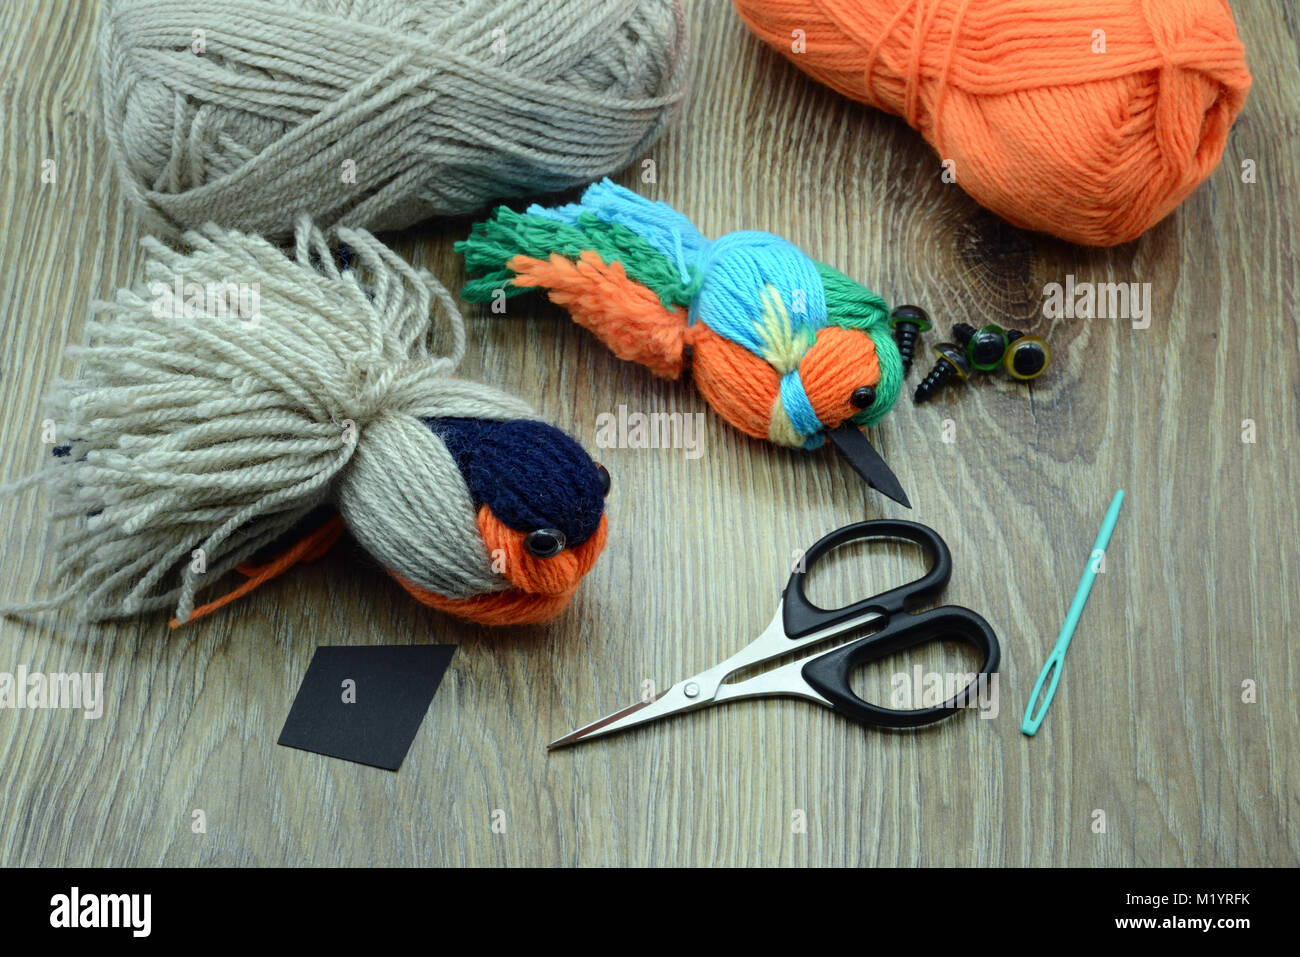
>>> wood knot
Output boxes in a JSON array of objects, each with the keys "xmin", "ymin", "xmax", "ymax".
[{"xmin": 954, "ymin": 212, "xmax": 1038, "ymax": 316}]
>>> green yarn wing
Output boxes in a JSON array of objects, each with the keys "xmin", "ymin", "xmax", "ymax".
[
  {"xmin": 815, "ymin": 261, "xmax": 890, "ymax": 331},
  {"xmin": 457, "ymin": 209, "xmax": 699, "ymax": 309}
]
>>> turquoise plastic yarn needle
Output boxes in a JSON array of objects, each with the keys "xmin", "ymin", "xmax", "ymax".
[{"xmin": 1021, "ymin": 490, "xmax": 1125, "ymax": 736}]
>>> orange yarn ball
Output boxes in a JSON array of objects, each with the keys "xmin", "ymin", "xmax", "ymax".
[{"xmin": 732, "ymin": 0, "xmax": 1251, "ymax": 245}]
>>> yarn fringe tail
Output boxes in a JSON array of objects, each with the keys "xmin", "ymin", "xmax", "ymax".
[
  {"xmin": 170, "ymin": 515, "xmax": 346, "ymax": 628},
  {"xmin": 457, "ymin": 205, "xmax": 700, "ymax": 308},
  {"xmin": 0, "ymin": 471, "xmax": 92, "ymax": 620},
  {"xmin": 508, "ymin": 251, "xmax": 689, "ymax": 379}
]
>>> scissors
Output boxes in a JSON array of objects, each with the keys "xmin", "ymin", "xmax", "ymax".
[{"xmin": 549, "ymin": 520, "xmax": 1000, "ymax": 749}]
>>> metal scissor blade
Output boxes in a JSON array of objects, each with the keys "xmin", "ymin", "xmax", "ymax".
[
  {"xmin": 828, "ymin": 425, "xmax": 911, "ymax": 509},
  {"xmin": 547, "ymin": 680, "xmax": 708, "ymax": 751}
]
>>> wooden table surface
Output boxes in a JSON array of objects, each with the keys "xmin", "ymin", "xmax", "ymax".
[{"xmin": 1, "ymin": 0, "xmax": 1296, "ymax": 867}]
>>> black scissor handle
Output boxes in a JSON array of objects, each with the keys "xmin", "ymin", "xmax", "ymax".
[
  {"xmin": 782, "ymin": 520, "xmax": 952, "ymax": 639},
  {"xmin": 800, "ymin": 606, "xmax": 1001, "ymax": 727}
]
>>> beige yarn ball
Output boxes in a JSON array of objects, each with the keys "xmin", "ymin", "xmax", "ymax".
[{"xmin": 99, "ymin": 0, "xmax": 689, "ymax": 238}]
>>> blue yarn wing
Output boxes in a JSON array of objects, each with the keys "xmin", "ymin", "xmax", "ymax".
[{"xmin": 534, "ymin": 179, "xmax": 830, "ymax": 368}]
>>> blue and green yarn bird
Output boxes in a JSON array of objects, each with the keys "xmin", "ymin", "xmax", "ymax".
[{"xmin": 457, "ymin": 180, "xmax": 911, "ymax": 505}]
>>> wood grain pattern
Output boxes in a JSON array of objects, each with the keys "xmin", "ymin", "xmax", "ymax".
[{"xmin": 1, "ymin": 0, "xmax": 1296, "ymax": 867}]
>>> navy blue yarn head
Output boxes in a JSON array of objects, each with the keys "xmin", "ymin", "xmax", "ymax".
[{"xmin": 424, "ymin": 418, "xmax": 606, "ymax": 547}]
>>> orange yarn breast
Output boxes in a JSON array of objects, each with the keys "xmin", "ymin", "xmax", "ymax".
[
  {"xmin": 685, "ymin": 322, "xmax": 781, "ymax": 441},
  {"xmin": 393, "ymin": 508, "xmax": 609, "ymax": 627}
]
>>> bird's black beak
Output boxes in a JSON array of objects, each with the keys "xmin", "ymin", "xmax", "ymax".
[{"xmin": 827, "ymin": 425, "xmax": 911, "ymax": 509}]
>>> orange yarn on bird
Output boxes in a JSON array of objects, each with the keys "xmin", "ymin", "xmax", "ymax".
[{"xmin": 732, "ymin": 0, "xmax": 1251, "ymax": 246}]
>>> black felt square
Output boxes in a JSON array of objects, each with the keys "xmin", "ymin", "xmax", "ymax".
[{"xmin": 278, "ymin": 645, "xmax": 455, "ymax": 770}]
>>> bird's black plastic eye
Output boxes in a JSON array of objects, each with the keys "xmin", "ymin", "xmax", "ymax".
[
  {"xmin": 524, "ymin": 528, "xmax": 566, "ymax": 559},
  {"xmin": 595, "ymin": 463, "xmax": 611, "ymax": 498},
  {"xmin": 850, "ymin": 385, "xmax": 877, "ymax": 409}
]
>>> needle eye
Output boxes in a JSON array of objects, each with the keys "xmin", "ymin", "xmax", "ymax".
[
  {"xmin": 524, "ymin": 528, "xmax": 566, "ymax": 559},
  {"xmin": 850, "ymin": 385, "xmax": 876, "ymax": 409}
]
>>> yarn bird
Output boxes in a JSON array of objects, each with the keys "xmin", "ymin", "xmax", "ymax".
[
  {"xmin": 6, "ymin": 219, "xmax": 611, "ymax": 630},
  {"xmin": 457, "ymin": 180, "xmax": 910, "ymax": 505},
  {"xmin": 187, "ymin": 416, "xmax": 611, "ymax": 628}
]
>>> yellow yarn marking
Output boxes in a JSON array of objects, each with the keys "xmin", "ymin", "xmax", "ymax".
[
  {"xmin": 753, "ymin": 284, "xmax": 813, "ymax": 374},
  {"xmin": 767, "ymin": 396, "xmax": 804, "ymax": 448}
]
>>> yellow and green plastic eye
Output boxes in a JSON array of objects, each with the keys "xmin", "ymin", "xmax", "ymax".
[
  {"xmin": 1004, "ymin": 332, "xmax": 1051, "ymax": 380},
  {"xmin": 954, "ymin": 322, "xmax": 1009, "ymax": 372}
]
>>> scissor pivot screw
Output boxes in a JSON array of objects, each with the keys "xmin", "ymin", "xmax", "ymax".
[{"xmin": 684, "ymin": 682, "xmax": 700, "ymax": 698}]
